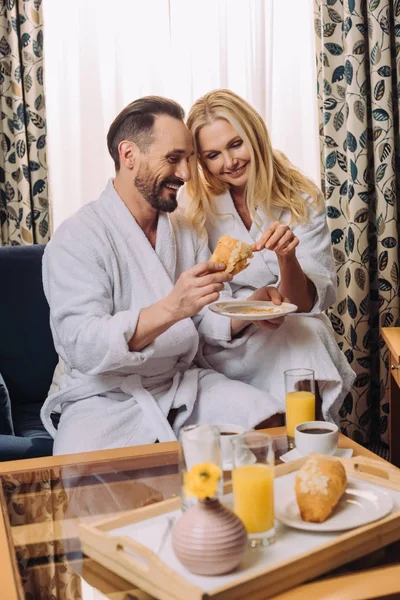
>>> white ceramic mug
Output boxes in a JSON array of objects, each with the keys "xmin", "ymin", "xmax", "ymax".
[
  {"xmin": 217, "ymin": 424, "xmax": 246, "ymax": 467},
  {"xmin": 294, "ymin": 421, "xmax": 339, "ymax": 456}
]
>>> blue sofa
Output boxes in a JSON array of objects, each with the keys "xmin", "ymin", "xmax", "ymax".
[{"xmin": 0, "ymin": 244, "xmax": 57, "ymax": 460}]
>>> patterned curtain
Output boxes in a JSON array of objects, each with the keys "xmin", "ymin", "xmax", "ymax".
[
  {"xmin": 315, "ymin": 0, "xmax": 400, "ymax": 445},
  {"xmin": 0, "ymin": 0, "xmax": 50, "ymax": 246}
]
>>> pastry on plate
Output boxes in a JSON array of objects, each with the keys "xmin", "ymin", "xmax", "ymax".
[
  {"xmin": 295, "ymin": 456, "xmax": 347, "ymax": 523},
  {"xmin": 210, "ymin": 235, "xmax": 254, "ymax": 275}
]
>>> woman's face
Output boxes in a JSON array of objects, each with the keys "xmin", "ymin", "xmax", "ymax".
[{"xmin": 197, "ymin": 119, "xmax": 251, "ymax": 189}]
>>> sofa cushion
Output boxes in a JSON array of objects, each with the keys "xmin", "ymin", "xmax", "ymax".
[
  {"xmin": 13, "ymin": 402, "xmax": 52, "ymax": 439},
  {"xmin": 0, "ymin": 373, "xmax": 14, "ymax": 435},
  {"xmin": 0, "ymin": 435, "xmax": 53, "ymax": 460},
  {"xmin": 0, "ymin": 245, "xmax": 58, "ymax": 408}
]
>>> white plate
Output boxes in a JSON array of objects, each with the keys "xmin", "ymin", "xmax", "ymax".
[
  {"xmin": 275, "ymin": 478, "xmax": 393, "ymax": 532},
  {"xmin": 280, "ymin": 447, "xmax": 353, "ymax": 463},
  {"xmin": 209, "ymin": 300, "xmax": 298, "ymax": 321}
]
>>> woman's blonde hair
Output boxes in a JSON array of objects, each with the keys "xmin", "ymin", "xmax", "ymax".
[{"xmin": 186, "ymin": 89, "xmax": 322, "ymax": 235}]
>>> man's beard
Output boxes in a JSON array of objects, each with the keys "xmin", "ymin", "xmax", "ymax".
[{"xmin": 135, "ymin": 166, "xmax": 181, "ymax": 213}]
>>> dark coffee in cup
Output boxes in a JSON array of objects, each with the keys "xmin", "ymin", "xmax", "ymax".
[{"xmin": 301, "ymin": 428, "xmax": 332, "ymax": 435}]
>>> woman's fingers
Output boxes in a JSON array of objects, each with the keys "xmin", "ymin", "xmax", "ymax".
[
  {"xmin": 274, "ymin": 230, "xmax": 295, "ymax": 252},
  {"xmin": 264, "ymin": 225, "xmax": 291, "ymax": 250},
  {"xmin": 254, "ymin": 222, "xmax": 298, "ymax": 253},
  {"xmin": 255, "ymin": 317, "xmax": 285, "ymax": 331},
  {"xmin": 249, "ymin": 285, "xmax": 283, "ymax": 303},
  {"xmin": 267, "ymin": 287, "xmax": 283, "ymax": 305},
  {"xmin": 254, "ymin": 222, "xmax": 280, "ymax": 251},
  {"xmin": 285, "ymin": 238, "xmax": 300, "ymax": 253}
]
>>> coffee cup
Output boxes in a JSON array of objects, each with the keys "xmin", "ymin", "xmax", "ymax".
[
  {"xmin": 294, "ymin": 421, "xmax": 338, "ymax": 456},
  {"xmin": 217, "ymin": 424, "xmax": 246, "ymax": 467}
]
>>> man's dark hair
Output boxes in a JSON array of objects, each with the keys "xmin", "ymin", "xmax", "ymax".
[{"xmin": 107, "ymin": 96, "xmax": 185, "ymax": 171}]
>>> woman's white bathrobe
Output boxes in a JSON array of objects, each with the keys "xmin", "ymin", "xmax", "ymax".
[
  {"xmin": 180, "ymin": 189, "xmax": 355, "ymax": 424},
  {"xmin": 40, "ymin": 181, "xmax": 281, "ymax": 455}
]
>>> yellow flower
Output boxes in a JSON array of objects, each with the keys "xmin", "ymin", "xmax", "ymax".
[{"xmin": 184, "ymin": 462, "xmax": 222, "ymax": 500}]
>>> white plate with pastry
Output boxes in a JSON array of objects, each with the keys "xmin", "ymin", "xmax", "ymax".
[
  {"xmin": 209, "ymin": 300, "xmax": 298, "ymax": 321},
  {"xmin": 276, "ymin": 480, "xmax": 393, "ymax": 532},
  {"xmin": 275, "ymin": 456, "xmax": 393, "ymax": 532}
]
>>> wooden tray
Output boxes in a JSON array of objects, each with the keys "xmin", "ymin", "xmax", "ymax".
[{"xmin": 78, "ymin": 456, "xmax": 400, "ymax": 600}]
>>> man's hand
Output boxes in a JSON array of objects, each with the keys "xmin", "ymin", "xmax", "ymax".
[
  {"xmin": 253, "ymin": 221, "xmax": 299, "ymax": 258},
  {"xmin": 129, "ymin": 262, "xmax": 231, "ymax": 352},
  {"xmin": 162, "ymin": 261, "xmax": 232, "ymax": 321}
]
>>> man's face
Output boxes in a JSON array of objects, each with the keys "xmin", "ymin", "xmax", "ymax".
[{"xmin": 134, "ymin": 115, "xmax": 194, "ymax": 212}]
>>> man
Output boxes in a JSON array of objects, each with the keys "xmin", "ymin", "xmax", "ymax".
[{"xmin": 41, "ymin": 96, "xmax": 281, "ymax": 454}]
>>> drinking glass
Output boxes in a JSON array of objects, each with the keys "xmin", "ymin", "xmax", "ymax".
[
  {"xmin": 179, "ymin": 424, "xmax": 223, "ymax": 510},
  {"xmin": 285, "ymin": 368, "xmax": 316, "ymax": 449},
  {"xmin": 232, "ymin": 432, "xmax": 275, "ymax": 547}
]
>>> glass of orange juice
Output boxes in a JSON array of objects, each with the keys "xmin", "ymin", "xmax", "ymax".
[
  {"xmin": 232, "ymin": 432, "xmax": 275, "ymax": 547},
  {"xmin": 285, "ymin": 368, "xmax": 316, "ymax": 449}
]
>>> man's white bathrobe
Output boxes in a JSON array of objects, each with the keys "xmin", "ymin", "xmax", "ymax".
[
  {"xmin": 40, "ymin": 181, "xmax": 281, "ymax": 455},
  {"xmin": 180, "ymin": 189, "xmax": 355, "ymax": 424}
]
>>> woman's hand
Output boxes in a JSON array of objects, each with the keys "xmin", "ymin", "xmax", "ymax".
[
  {"xmin": 248, "ymin": 285, "xmax": 286, "ymax": 304},
  {"xmin": 253, "ymin": 221, "xmax": 299, "ymax": 258},
  {"xmin": 231, "ymin": 285, "xmax": 288, "ymax": 336},
  {"xmin": 247, "ymin": 286, "xmax": 287, "ymax": 331}
]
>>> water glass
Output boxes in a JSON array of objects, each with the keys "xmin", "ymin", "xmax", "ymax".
[{"xmin": 179, "ymin": 424, "xmax": 222, "ymax": 510}]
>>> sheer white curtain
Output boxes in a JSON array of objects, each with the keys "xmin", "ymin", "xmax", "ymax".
[{"xmin": 43, "ymin": 0, "xmax": 318, "ymax": 231}]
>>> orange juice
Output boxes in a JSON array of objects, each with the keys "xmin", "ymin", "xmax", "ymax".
[
  {"xmin": 285, "ymin": 391, "xmax": 315, "ymax": 438},
  {"xmin": 232, "ymin": 464, "xmax": 274, "ymax": 533}
]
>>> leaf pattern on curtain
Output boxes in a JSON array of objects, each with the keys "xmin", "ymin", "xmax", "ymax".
[
  {"xmin": 0, "ymin": 0, "xmax": 50, "ymax": 246},
  {"xmin": 315, "ymin": 0, "xmax": 400, "ymax": 445}
]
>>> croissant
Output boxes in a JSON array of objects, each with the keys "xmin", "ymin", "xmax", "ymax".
[
  {"xmin": 295, "ymin": 456, "xmax": 347, "ymax": 523},
  {"xmin": 210, "ymin": 235, "xmax": 254, "ymax": 276}
]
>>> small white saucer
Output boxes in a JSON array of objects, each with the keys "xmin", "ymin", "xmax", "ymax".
[{"xmin": 279, "ymin": 447, "xmax": 353, "ymax": 463}]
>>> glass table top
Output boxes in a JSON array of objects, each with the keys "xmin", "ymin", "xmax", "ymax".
[{"xmin": 1, "ymin": 432, "xmax": 398, "ymax": 600}]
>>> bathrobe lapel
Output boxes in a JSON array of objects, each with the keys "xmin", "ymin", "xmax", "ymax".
[{"xmin": 99, "ymin": 182, "xmax": 178, "ymax": 299}]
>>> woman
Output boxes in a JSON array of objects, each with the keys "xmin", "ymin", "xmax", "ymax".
[{"xmin": 181, "ymin": 89, "xmax": 355, "ymax": 424}]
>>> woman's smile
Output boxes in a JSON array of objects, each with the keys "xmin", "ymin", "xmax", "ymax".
[{"xmin": 223, "ymin": 162, "xmax": 249, "ymax": 178}]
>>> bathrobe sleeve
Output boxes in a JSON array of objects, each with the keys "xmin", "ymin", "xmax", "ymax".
[
  {"xmin": 284, "ymin": 200, "xmax": 336, "ymax": 313},
  {"xmin": 42, "ymin": 218, "xmax": 155, "ymax": 376}
]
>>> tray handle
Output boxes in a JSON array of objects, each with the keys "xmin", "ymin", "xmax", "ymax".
[
  {"xmin": 342, "ymin": 455, "xmax": 400, "ymax": 490},
  {"xmin": 80, "ymin": 523, "xmax": 203, "ymax": 599},
  {"xmin": 115, "ymin": 537, "xmax": 153, "ymax": 574},
  {"xmin": 83, "ymin": 524, "xmax": 154, "ymax": 574}
]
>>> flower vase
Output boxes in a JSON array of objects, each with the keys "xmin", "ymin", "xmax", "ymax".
[{"xmin": 172, "ymin": 497, "xmax": 247, "ymax": 576}]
